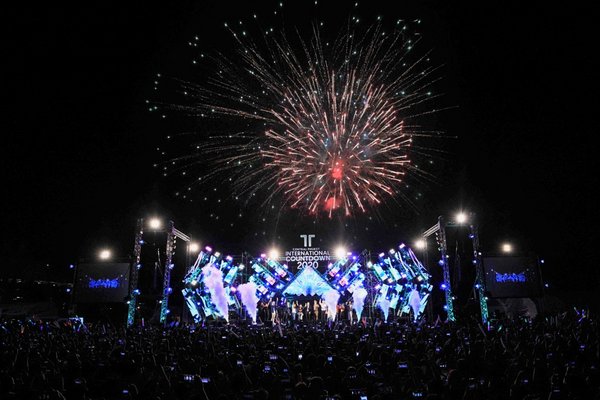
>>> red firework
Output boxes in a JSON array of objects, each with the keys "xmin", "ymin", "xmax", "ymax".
[{"xmin": 167, "ymin": 19, "xmax": 441, "ymax": 216}]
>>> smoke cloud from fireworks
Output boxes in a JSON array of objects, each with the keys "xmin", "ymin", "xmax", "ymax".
[
  {"xmin": 201, "ymin": 265, "xmax": 229, "ymax": 322},
  {"xmin": 408, "ymin": 287, "xmax": 421, "ymax": 321},
  {"xmin": 352, "ymin": 287, "xmax": 368, "ymax": 320},
  {"xmin": 322, "ymin": 290, "xmax": 340, "ymax": 321},
  {"xmin": 237, "ymin": 282, "xmax": 260, "ymax": 323},
  {"xmin": 378, "ymin": 296, "xmax": 391, "ymax": 321}
]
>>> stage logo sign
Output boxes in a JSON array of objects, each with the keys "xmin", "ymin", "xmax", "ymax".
[{"xmin": 284, "ymin": 234, "xmax": 331, "ymax": 270}]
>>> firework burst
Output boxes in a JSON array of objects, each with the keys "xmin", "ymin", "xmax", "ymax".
[{"xmin": 161, "ymin": 17, "xmax": 443, "ymax": 217}]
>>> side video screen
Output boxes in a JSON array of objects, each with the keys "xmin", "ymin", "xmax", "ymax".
[
  {"xmin": 74, "ymin": 263, "xmax": 130, "ymax": 303},
  {"xmin": 483, "ymin": 257, "xmax": 542, "ymax": 298}
]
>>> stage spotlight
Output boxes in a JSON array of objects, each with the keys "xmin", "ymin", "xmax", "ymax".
[
  {"xmin": 98, "ymin": 249, "xmax": 112, "ymax": 260},
  {"xmin": 415, "ymin": 240, "xmax": 426, "ymax": 250},
  {"xmin": 501, "ymin": 243, "xmax": 513, "ymax": 253},
  {"xmin": 148, "ymin": 217, "xmax": 162, "ymax": 230},
  {"xmin": 188, "ymin": 242, "xmax": 200, "ymax": 253},
  {"xmin": 455, "ymin": 212, "xmax": 468, "ymax": 224},
  {"xmin": 268, "ymin": 248, "xmax": 280, "ymax": 260},
  {"xmin": 334, "ymin": 246, "xmax": 347, "ymax": 259}
]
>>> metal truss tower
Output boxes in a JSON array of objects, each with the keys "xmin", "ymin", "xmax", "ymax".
[{"xmin": 127, "ymin": 218, "xmax": 144, "ymax": 327}]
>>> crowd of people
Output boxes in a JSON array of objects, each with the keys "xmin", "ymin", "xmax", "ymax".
[{"xmin": 0, "ymin": 310, "xmax": 598, "ymax": 400}]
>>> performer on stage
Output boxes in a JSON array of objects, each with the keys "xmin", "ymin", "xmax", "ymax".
[
  {"xmin": 291, "ymin": 301, "xmax": 297, "ymax": 321},
  {"xmin": 321, "ymin": 299, "xmax": 328, "ymax": 321},
  {"xmin": 260, "ymin": 300, "xmax": 269, "ymax": 323},
  {"xmin": 313, "ymin": 300, "xmax": 320, "ymax": 322},
  {"xmin": 270, "ymin": 299, "xmax": 278, "ymax": 323},
  {"xmin": 298, "ymin": 303, "xmax": 304, "ymax": 321},
  {"xmin": 278, "ymin": 298, "xmax": 287, "ymax": 324},
  {"xmin": 347, "ymin": 300, "xmax": 354, "ymax": 324},
  {"xmin": 336, "ymin": 303, "xmax": 345, "ymax": 321}
]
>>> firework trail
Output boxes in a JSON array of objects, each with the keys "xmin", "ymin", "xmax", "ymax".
[{"xmin": 163, "ymin": 17, "xmax": 443, "ymax": 217}]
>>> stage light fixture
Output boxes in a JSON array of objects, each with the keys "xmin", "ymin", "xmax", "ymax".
[
  {"xmin": 98, "ymin": 249, "xmax": 112, "ymax": 260},
  {"xmin": 455, "ymin": 212, "xmax": 468, "ymax": 224},
  {"xmin": 188, "ymin": 242, "xmax": 200, "ymax": 253},
  {"xmin": 268, "ymin": 248, "xmax": 280, "ymax": 260},
  {"xmin": 334, "ymin": 246, "xmax": 347, "ymax": 259},
  {"xmin": 148, "ymin": 217, "xmax": 162, "ymax": 230},
  {"xmin": 501, "ymin": 243, "xmax": 513, "ymax": 253},
  {"xmin": 415, "ymin": 240, "xmax": 426, "ymax": 250}
]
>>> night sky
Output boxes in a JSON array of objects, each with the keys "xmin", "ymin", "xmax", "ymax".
[{"xmin": 3, "ymin": 1, "xmax": 596, "ymax": 292}]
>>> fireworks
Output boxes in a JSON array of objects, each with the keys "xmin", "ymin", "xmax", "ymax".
[{"xmin": 162, "ymin": 17, "xmax": 442, "ymax": 217}]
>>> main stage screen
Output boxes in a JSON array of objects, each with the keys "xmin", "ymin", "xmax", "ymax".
[
  {"xmin": 74, "ymin": 263, "xmax": 130, "ymax": 303},
  {"xmin": 482, "ymin": 257, "xmax": 542, "ymax": 298}
]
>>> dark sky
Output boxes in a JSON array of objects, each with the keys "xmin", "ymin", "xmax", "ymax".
[{"xmin": 3, "ymin": 1, "xmax": 596, "ymax": 289}]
